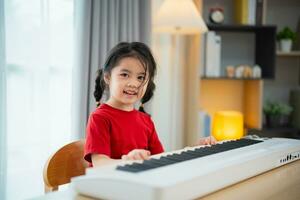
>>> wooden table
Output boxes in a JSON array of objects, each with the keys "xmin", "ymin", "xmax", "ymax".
[{"xmin": 32, "ymin": 160, "xmax": 300, "ymax": 200}]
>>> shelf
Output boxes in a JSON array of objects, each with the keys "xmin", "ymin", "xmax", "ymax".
[
  {"xmin": 201, "ymin": 77, "xmax": 262, "ymax": 80},
  {"xmin": 248, "ymin": 127, "xmax": 300, "ymax": 139},
  {"xmin": 277, "ymin": 51, "xmax": 300, "ymax": 57},
  {"xmin": 207, "ymin": 24, "xmax": 276, "ymax": 32}
]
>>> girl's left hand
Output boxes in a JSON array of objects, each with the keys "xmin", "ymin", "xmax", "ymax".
[{"xmin": 197, "ymin": 136, "xmax": 217, "ymax": 145}]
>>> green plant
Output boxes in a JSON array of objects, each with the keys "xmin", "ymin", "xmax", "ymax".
[
  {"xmin": 276, "ymin": 27, "xmax": 297, "ymax": 42},
  {"xmin": 263, "ymin": 101, "xmax": 293, "ymax": 116}
]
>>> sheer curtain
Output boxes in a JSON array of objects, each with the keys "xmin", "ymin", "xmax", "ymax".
[
  {"xmin": 3, "ymin": 0, "xmax": 74, "ymax": 199},
  {"xmin": 72, "ymin": 0, "xmax": 151, "ymax": 138},
  {"xmin": 0, "ymin": 0, "xmax": 7, "ymax": 199}
]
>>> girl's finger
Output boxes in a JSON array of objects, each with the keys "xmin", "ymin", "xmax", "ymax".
[
  {"xmin": 121, "ymin": 155, "xmax": 128, "ymax": 160},
  {"xmin": 133, "ymin": 153, "xmax": 142, "ymax": 160},
  {"xmin": 141, "ymin": 150, "xmax": 150, "ymax": 160},
  {"xmin": 139, "ymin": 152, "xmax": 147, "ymax": 160},
  {"xmin": 205, "ymin": 138, "xmax": 210, "ymax": 145},
  {"xmin": 210, "ymin": 136, "xmax": 217, "ymax": 144}
]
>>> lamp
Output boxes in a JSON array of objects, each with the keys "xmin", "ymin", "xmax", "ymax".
[
  {"xmin": 153, "ymin": 0, "xmax": 207, "ymax": 149},
  {"xmin": 153, "ymin": 0, "xmax": 208, "ymax": 35},
  {"xmin": 212, "ymin": 111, "xmax": 244, "ymax": 141}
]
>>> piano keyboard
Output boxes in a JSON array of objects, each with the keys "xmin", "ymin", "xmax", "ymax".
[
  {"xmin": 117, "ymin": 138, "xmax": 262, "ymax": 173},
  {"xmin": 71, "ymin": 137, "xmax": 300, "ymax": 200}
]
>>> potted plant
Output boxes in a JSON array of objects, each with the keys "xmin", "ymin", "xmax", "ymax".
[
  {"xmin": 263, "ymin": 101, "xmax": 293, "ymax": 128},
  {"xmin": 276, "ymin": 27, "xmax": 297, "ymax": 52}
]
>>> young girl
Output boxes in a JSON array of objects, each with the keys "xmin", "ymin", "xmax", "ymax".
[{"xmin": 84, "ymin": 42, "xmax": 216, "ymax": 167}]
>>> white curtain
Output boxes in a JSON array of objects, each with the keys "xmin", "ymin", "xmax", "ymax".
[
  {"xmin": 3, "ymin": 0, "xmax": 74, "ymax": 199},
  {"xmin": 0, "ymin": 0, "xmax": 7, "ymax": 199},
  {"xmin": 72, "ymin": 0, "xmax": 151, "ymax": 138},
  {"xmin": 1, "ymin": 1, "xmax": 152, "ymax": 198}
]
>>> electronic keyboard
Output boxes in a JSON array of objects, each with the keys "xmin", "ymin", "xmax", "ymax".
[{"xmin": 71, "ymin": 137, "xmax": 300, "ymax": 200}]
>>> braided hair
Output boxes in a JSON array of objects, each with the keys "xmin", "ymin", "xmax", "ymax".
[{"xmin": 93, "ymin": 42, "xmax": 157, "ymax": 114}]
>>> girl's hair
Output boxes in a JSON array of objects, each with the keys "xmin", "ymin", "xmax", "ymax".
[{"xmin": 94, "ymin": 42, "xmax": 157, "ymax": 114}]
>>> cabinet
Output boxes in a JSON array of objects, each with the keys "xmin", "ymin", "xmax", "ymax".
[
  {"xmin": 199, "ymin": 0, "xmax": 276, "ymax": 130},
  {"xmin": 199, "ymin": 0, "xmax": 300, "ymax": 132}
]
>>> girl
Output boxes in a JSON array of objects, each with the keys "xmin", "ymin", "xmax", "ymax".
[{"xmin": 84, "ymin": 42, "xmax": 216, "ymax": 167}]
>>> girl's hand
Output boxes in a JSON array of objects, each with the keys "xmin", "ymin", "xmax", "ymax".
[
  {"xmin": 121, "ymin": 149, "xmax": 151, "ymax": 160},
  {"xmin": 197, "ymin": 136, "xmax": 217, "ymax": 145}
]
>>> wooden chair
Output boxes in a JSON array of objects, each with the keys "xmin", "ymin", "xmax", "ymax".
[{"xmin": 43, "ymin": 139, "xmax": 89, "ymax": 193}]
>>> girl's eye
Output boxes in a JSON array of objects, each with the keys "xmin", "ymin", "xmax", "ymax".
[
  {"xmin": 138, "ymin": 76, "xmax": 145, "ymax": 81},
  {"xmin": 120, "ymin": 73, "xmax": 129, "ymax": 78}
]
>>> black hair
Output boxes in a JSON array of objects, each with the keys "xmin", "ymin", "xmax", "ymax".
[{"xmin": 94, "ymin": 42, "xmax": 157, "ymax": 114}]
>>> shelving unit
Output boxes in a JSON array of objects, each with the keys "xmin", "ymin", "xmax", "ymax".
[
  {"xmin": 199, "ymin": 0, "xmax": 300, "ymax": 134},
  {"xmin": 199, "ymin": 0, "xmax": 277, "ymax": 131},
  {"xmin": 276, "ymin": 51, "xmax": 300, "ymax": 57},
  {"xmin": 199, "ymin": 79, "xmax": 263, "ymax": 129},
  {"xmin": 207, "ymin": 24, "xmax": 276, "ymax": 79},
  {"xmin": 200, "ymin": 24, "xmax": 274, "ymax": 125}
]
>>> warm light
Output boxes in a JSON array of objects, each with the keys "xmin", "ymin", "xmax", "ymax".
[
  {"xmin": 212, "ymin": 111, "xmax": 244, "ymax": 141},
  {"xmin": 153, "ymin": 0, "xmax": 208, "ymax": 35}
]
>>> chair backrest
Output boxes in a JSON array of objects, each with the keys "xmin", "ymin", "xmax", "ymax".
[{"xmin": 43, "ymin": 139, "xmax": 89, "ymax": 193}]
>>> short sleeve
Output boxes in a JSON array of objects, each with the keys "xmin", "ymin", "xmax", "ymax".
[
  {"xmin": 148, "ymin": 119, "xmax": 164, "ymax": 155},
  {"xmin": 84, "ymin": 113, "xmax": 111, "ymax": 163}
]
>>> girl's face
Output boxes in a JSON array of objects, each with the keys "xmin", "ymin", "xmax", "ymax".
[{"xmin": 105, "ymin": 57, "xmax": 149, "ymax": 111}]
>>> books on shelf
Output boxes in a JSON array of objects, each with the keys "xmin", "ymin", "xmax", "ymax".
[
  {"xmin": 234, "ymin": 0, "xmax": 257, "ymax": 25},
  {"xmin": 255, "ymin": 0, "xmax": 267, "ymax": 25},
  {"xmin": 199, "ymin": 110, "xmax": 211, "ymax": 138},
  {"xmin": 204, "ymin": 31, "xmax": 221, "ymax": 77}
]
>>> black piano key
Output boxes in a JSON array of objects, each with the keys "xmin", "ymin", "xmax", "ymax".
[
  {"xmin": 147, "ymin": 158, "xmax": 171, "ymax": 165},
  {"xmin": 159, "ymin": 156, "xmax": 181, "ymax": 164},
  {"xmin": 194, "ymin": 148, "xmax": 212, "ymax": 156},
  {"xmin": 142, "ymin": 159, "xmax": 167, "ymax": 167},
  {"xmin": 181, "ymin": 151, "xmax": 203, "ymax": 159},
  {"xmin": 166, "ymin": 154, "xmax": 193, "ymax": 162},
  {"xmin": 116, "ymin": 165, "xmax": 142, "ymax": 173},
  {"xmin": 117, "ymin": 138, "xmax": 263, "ymax": 173},
  {"xmin": 129, "ymin": 163, "xmax": 154, "ymax": 170},
  {"xmin": 174, "ymin": 152, "xmax": 198, "ymax": 159},
  {"xmin": 165, "ymin": 154, "xmax": 187, "ymax": 162}
]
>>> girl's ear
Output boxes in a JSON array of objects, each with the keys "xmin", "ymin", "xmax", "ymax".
[{"xmin": 103, "ymin": 73, "xmax": 110, "ymax": 85}]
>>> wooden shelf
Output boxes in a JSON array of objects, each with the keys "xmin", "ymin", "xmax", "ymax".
[
  {"xmin": 277, "ymin": 51, "xmax": 300, "ymax": 57},
  {"xmin": 201, "ymin": 77, "xmax": 262, "ymax": 80}
]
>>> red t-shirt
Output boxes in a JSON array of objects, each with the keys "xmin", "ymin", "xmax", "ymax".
[{"xmin": 84, "ymin": 103, "xmax": 164, "ymax": 164}]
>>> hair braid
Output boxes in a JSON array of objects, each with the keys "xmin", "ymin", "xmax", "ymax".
[{"xmin": 93, "ymin": 69, "xmax": 106, "ymax": 107}]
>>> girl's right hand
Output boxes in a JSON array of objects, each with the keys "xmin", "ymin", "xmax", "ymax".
[{"xmin": 121, "ymin": 149, "xmax": 151, "ymax": 160}]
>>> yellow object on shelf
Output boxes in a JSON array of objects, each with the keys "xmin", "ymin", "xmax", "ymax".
[
  {"xmin": 234, "ymin": 0, "xmax": 248, "ymax": 24},
  {"xmin": 212, "ymin": 111, "xmax": 244, "ymax": 141}
]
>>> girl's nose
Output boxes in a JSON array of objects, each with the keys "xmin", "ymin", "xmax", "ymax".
[{"xmin": 127, "ymin": 79, "xmax": 140, "ymax": 88}]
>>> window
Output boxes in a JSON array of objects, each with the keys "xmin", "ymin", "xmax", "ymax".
[{"xmin": 4, "ymin": 0, "xmax": 74, "ymax": 199}]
